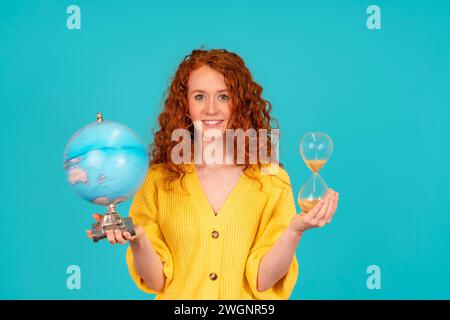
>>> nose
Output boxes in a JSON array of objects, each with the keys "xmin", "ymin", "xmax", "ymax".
[{"xmin": 205, "ymin": 98, "xmax": 219, "ymax": 116}]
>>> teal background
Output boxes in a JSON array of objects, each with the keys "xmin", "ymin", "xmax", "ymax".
[{"xmin": 1, "ymin": 0, "xmax": 449, "ymax": 299}]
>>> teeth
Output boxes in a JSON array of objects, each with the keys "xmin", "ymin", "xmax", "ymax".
[{"xmin": 203, "ymin": 120, "xmax": 222, "ymax": 125}]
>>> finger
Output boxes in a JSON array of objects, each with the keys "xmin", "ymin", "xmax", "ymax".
[
  {"xmin": 323, "ymin": 192, "xmax": 336, "ymax": 221},
  {"xmin": 309, "ymin": 189, "xmax": 332, "ymax": 219},
  {"xmin": 93, "ymin": 213, "xmax": 103, "ymax": 222},
  {"xmin": 106, "ymin": 230, "xmax": 116, "ymax": 245},
  {"xmin": 327, "ymin": 192, "xmax": 339, "ymax": 223},
  {"xmin": 123, "ymin": 232, "xmax": 136, "ymax": 241},
  {"xmin": 115, "ymin": 229, "xmax": 126, "ymax": 245},
  {"xmin": 316, "ymin": 194, "xmax": 333, "ymax": 225},
  {"xmin": 86, "ymin": 230, "xmax": 93, "ymax": 239},
  {"xmin": 304, "ymin": 199, "xmax": 324, "ymax": 218}
]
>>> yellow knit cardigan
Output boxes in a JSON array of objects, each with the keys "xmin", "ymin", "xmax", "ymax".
[{"xmin": 126, "ymin": 163, "xmax": 299, "ymax": 299}]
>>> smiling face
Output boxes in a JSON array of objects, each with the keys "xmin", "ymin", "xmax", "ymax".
[{"xmin": 187, "ymin": 65, "xmax": 232, "ymax": 139}]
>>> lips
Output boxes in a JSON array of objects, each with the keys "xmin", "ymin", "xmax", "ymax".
[{"xmin": 202, "ymin": 120, "xmax": 224, "ymax": 128}]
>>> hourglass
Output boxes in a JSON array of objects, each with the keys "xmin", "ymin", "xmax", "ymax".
[{"xmin": 298, "ymin": 132, "xmax": 333, "ymax": 213}]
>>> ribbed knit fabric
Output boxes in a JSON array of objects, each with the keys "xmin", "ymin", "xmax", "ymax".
[{"xmin": 125, "ymin": 163, "xmax": 299, "ymax": 300}]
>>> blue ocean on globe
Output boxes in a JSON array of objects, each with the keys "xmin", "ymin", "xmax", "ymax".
[{"xmin": 63, "ymin": 120, "xmax": 149, "ymax": 206}]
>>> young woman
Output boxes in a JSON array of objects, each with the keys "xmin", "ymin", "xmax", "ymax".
[{"xmin": 87, "ymin": 49, "xmax": 339, "ymax": 300}]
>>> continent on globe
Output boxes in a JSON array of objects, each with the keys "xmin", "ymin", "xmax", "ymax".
[{"xmin": 68, "ymin": 167, "xmax": 88, "ymax": 184}]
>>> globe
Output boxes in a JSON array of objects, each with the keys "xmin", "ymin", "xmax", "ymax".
[{"xmin": 63, "ymin": 114, "xmax": 148, "ymax": 207}]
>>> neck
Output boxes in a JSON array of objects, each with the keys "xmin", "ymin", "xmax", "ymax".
[{"xmin": 193, "ymin": 133, "xmax": 236, "ymax": 167}]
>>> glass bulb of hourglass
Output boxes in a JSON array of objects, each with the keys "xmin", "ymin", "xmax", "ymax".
[
  {"xmin": 299, "ymin": 132, "xmax": 333, "ymax": 173},
  {"xmin": 298, "ymin": 173, "xmax": 328, "ymax": 213}
]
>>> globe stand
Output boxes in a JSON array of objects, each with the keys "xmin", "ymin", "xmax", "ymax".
[
  {"xmin": 91, "ymin": 204, "xmax": 136, "ymax": 243},
  {"xmin": 64, "ymin": 112, "xmax": 147, "ymax": 244}
]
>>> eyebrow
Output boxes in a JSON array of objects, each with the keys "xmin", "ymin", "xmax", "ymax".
[{"xmin": 190, "ymin": 89, "xmax": 228, "ymax": 94}]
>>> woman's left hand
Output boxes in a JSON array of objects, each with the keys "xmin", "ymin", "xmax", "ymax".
[{"xmin": 289, "ymin": 189, "xmax": 339, "ymax": 235}]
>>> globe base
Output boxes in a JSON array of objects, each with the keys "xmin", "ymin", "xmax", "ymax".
[{"xmin": 91, "ymin": 212, "xmax": 136, "ymax": 243}]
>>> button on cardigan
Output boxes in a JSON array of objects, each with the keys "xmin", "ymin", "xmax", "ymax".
[{"xmin": 126, "ymin": 163, "xmax": 299, "ymax": 300}]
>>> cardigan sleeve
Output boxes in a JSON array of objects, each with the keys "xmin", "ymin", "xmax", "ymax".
[
  {"xmin": 245, "ymin": 173, "xmax": 299, "ymax": 300},
  {"xmin": 125, "ymin": 168, "xmax": 174, "ymax": 295}
]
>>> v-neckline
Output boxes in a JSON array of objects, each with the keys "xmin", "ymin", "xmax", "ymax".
[{"xmin": 190, "ymin": 164, "xmax": 248, "ymax": 218}]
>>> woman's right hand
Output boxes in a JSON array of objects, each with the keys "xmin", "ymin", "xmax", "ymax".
[{"xmin": 86, "ymin": 213, "xmax": 146, "ymax": 245}]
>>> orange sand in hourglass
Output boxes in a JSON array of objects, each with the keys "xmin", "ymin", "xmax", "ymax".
[
  {"xmin": 298, "ymin": 199, "xmax": 320, "ymax": 213},
  {"xmin": 305, "ymin": 160, "xmax": 326, "ymax": 173}
]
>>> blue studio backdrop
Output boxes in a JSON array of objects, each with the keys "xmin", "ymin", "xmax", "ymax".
[{"xmin": 1, "ymin": 0, "xmax": 449, "ymax": 299}]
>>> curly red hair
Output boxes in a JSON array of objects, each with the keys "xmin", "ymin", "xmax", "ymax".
[{"xmin": 150, "ymin": 48, "xmax": 282, "ymax": 190}]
